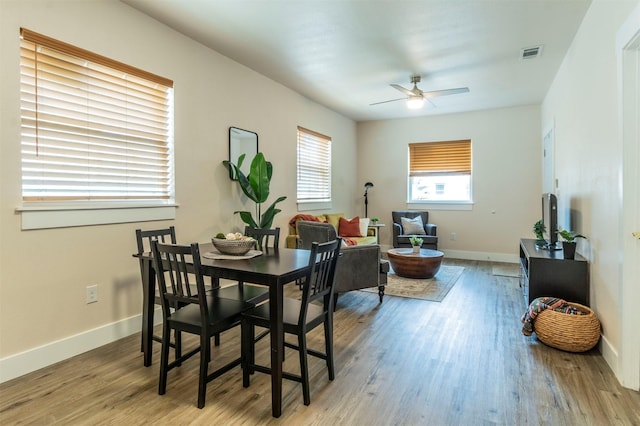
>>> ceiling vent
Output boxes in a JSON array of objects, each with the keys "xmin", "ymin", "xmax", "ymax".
[{"xmin": 520, "ymin": 45, "xmax": 543, "ymax": 60}]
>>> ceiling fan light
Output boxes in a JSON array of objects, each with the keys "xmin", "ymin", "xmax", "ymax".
[{"xmin": 407, "ymin": 96, "xmax": 424, "ymax": 109}]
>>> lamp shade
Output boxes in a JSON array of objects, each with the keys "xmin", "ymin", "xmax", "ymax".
[{"xmin": 364, "ymin": 182, "xmax": 374, "ymax": 189}]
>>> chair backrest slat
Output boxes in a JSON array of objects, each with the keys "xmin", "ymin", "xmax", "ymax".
[
  {"xmin": 244, "ymin": 226, "xmax": 280, "ymax": 251},
  {"xmin": 136, "ymin": 226, "xmax": 177, "ymax": 254},
  {"xmin": 298, "ymin": 239, "xmax": 341, "ymax": 325},
  {"xmin": 151, "ymin": 241, "xmax": 208, "ymax": 319}
]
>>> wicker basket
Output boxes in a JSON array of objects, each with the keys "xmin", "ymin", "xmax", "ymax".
[
  {"xmin": 212, "ymin": 238, "xmax": 255, "ymax": 255},
  {"xmin": 534, "ymin": 302, "xmax": 601, "ymax": 352}
]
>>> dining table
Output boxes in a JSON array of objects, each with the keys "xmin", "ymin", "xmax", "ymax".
[{"xmin": 134, "ymin": 243, "xmax": 312, "ymax": 418}]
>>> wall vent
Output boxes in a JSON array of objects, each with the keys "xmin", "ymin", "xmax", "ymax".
[{"xmin": 521, "ymin": 45, "xmax": 543, "ymax": 59}]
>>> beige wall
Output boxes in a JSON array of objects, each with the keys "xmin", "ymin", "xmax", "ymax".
[
  {"xmin": 0, "ymin": 0, "xmax": 357, "ymax": 371},
  {"xmin": 541, "ymin": 0, "xmax": 640, "ymax": 383},
  {"xmin": 357, "ymin": 105, "xmax": 542, "ymax": 259}
]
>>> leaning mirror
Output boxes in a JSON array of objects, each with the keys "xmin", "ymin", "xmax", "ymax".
[{"xmin": 228, "ymin": 127, "xmax": 258, "ymax": 180}]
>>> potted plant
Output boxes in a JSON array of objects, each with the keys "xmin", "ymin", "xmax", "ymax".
[
  {"xmin": 222, "ymin": 152, "xmax": 286, "ymax": 229},
  {"xmin": 371, "ymin": 217, "xmax": 379, "ymax": 225},
  {"xmin": 409, "ymin": 236, "xmax": 423, "ymax": 254},
  {"xmin": 557, "ymin": 228, "xmax": 587, "ymax": 259},
  {"xmin": 533, "ymin": 219, "xmax": 546, "ymax": 247}
]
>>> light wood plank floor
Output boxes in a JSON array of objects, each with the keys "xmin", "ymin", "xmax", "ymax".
[{"xmin": 2, "ymin": 259, "xmax": 639, "ymax": 425}]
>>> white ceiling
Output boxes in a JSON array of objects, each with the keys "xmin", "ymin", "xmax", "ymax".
[{"xmin": 122, "ymin": 0, "xmax": 591, "ymax": 122}]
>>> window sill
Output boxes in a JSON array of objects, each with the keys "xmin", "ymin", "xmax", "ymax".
[
  {"xmin": 16, "ymin": 203, "xmax": 178, "ymax": 230},
  {"xmin": 296, "ymin": 201, "xmax": 332, "ymax": 212},
  {"xmin": 407, "ymin": 201, "xmax": 473, "ymax": 211}
]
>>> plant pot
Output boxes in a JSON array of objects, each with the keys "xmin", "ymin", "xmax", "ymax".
[
  {"xmin": 562, "ymin": 241, "xmax": 576, "ymax": 259},
  {"xmin": 412, "ymin": 246, "xmax": 420, "ymax": 254}
]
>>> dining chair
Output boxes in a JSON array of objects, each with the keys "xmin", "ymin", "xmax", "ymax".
[
  {"xmin": 244, "ymin": 226, "xmax": 280, "ymax": 251},
  {"xmin": 135, "ymin": 227, "xmax": 177, "ymax": 351},
  {"xmin": 241, "ymin": 238, "xmax": 342, "ymax": 406},
  {"xmin": 151, "ymin": 240, "xmax": 251, "ymax": 409}
]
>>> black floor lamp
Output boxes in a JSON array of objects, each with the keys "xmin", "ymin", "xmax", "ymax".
[{"xmin": 364, "ymin": 182, "xmax": 374, "ymax": 218}]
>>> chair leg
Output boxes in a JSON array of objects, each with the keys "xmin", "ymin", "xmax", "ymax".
[
  {"xmin": 174, "ymin": 329, "xmax": 182, "ymax": 366},
  {"xmin": 324, "ymin": 316, "xmax": 335, "ymax": 381},
  {"xmin": 158, "ymin": 324, "xmax": 171, "ymax": 395},
  {"xmin": 241, "ymin": 320, "xmax": 254, "ymax": 387},
  {"xmin": 298, "ymin": 334, "xmax": 310, "ymax": 406},
  {"xmin": 197, "ymin": 334, "xmax": 210, "ymax": 409}
]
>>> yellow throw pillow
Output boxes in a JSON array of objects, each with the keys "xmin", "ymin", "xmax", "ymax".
[{"xmin": 325, "ymin": 213, "xmax": 345, "ymax": 230}]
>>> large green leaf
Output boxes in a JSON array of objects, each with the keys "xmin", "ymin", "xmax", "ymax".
[
  {"xmin": 223, "ymin": 152, "xmax": 285, "ymax": 229},
  {"xmin": 259, "ymin": 196, "xmax": 287, "ymax": 229},
  {"xmin": 248, "ymin": 153, "xmax": 270, "ymax": 203}
]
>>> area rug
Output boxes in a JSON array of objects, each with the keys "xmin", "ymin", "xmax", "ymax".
[
  {"xmin": 492, "ymin": 263, "xmax": 520, "ymax": 278},
  {"xmin": 362, "ymin": 265, "xmax": 464, "ymax": 302}
]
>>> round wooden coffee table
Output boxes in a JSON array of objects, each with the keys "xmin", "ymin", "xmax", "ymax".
[{"xmin": 386, "ymin": 248, "xmax": 444, "ymax": 279}]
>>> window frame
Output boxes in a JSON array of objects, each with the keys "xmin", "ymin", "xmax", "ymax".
[
  {"xmin": 17, "ymin": 28, "xmax": 176, "ymax": 229},
  {"xmin": 296, "ymin": 126, "xmax": 332, "ymax": 211}
]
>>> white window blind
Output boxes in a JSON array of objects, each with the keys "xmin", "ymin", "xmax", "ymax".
[
  {"xmin": 19, "ymin": 28, "xmax": 174, "ymax": 202},
  {"xmin": 296, "ymin": 126, "xmax": 331, "ymax": 203}
]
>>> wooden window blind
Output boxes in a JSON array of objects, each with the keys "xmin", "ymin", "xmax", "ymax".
[
  {"xmin": 19, "ymin": 28, "xmax": 174, "ymax": 202},
  {"xmin": 409, "ymin": 140, "xmax": 471, "ymax": 176},
  {"xmin": 296, "ymin": 126, "xmax": 331, "ymax": 202}
]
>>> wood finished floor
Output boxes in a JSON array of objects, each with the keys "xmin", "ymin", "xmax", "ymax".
[{"xmin": 1, "ymin": 259, "xmax": 639, "ymax": 425}]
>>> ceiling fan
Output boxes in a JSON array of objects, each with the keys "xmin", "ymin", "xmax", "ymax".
[{"xmin": 371, "ymin": 75, "xmax": 469, "ymax": 109}]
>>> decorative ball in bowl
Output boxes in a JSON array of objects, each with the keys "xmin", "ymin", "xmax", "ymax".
[{"xmin": 212, "ymin": 233, "xmax": 256, "ymax": 256}]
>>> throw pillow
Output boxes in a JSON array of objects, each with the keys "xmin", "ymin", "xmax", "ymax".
[
  {"xmin": 401, "ymin": 216, "xmax": 426, "ymax": 235},
  {"xmin": 359, "ymin": 217, "xmax": 370, "ymax": 237},
  {"xmin": 338, "ymin": 216, "xmax": 362, "ymax": 237}
]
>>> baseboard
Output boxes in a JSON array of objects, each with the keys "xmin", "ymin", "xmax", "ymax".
[
  {"xmin": 439, "ymin": 249, "xmax": 519, "ymax": 264},
  {"xmin": 0, "ymin": 307, "xmax": 162, "ymax": 384},
  {"xmin": 599, "ymin": 333, "xmax": 621, "ymax": 382},
  {"xmin": 379, "ymin": 245, "xmax": 519, "ymax": 264}
]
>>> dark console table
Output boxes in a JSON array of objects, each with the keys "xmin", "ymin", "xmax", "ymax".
[{"xmin": 519, "ymin": 238, "xmax": 589, "ymax": 307}]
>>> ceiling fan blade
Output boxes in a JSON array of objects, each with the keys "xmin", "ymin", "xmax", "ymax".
[
  {"xmin": 423, "ymin": 87, "xmax": 470, "ymax": 98},
  {"xmin": 370, "ymin": 97, "xmax": 407, "ymax": 106},
  {"xmin": 390, "ymin": 84, "xmax": 416, "ymax": 97}
]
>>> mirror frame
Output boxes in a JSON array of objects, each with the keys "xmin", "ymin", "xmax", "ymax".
[{"xmin": 228, "ymin": 126, "xmax": 258, "ymax": 180}]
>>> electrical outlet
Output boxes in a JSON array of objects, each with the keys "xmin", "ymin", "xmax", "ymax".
[
  {"xmin": 450, "ymin": 232, "xmax": 457, "ymax": 241},
  {"xmin": 86, "ymin": 285, "xmax": 98, "ymax": 304}
]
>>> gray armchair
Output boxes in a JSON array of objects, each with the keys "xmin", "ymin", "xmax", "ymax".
[
  {"xmin": 296, "ymin": 221, "xmax": 389, "ymax": 306},
  {"xmin": 392, "ymin": 210, "xmax": 438, "ymax": 249}
]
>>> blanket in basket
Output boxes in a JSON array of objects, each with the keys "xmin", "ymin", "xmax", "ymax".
[{"xmin": 521, "ymin": 297, "xmax": 581, "ymax": 336}]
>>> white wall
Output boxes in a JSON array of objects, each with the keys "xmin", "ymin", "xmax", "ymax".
[
  {"xmin": 357, "ymin": 105, "xmax": 542, "ymax": 261},
  {"xmin": 541, "ymin": 0, "xmax": 640, "ymax": 384},
  {"xmin": 0, "ymin": 0, "xmax": 357, "ymax": 381}
]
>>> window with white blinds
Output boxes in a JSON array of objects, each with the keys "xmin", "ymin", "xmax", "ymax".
[
  {"xmin": 19, "ymin": 28, "xmax": 174, "ymax": 203},
  {"xmin": 408, "ymin": 140, "xmax": 472, "ymax": 203},
  {"xmin": 296, "ymin": 127, "xmax": 331, "ymax": 204}
]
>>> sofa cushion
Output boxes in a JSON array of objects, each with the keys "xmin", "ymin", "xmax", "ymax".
[
  {"xmin": 339, "ymin": 216, "xmax": 362, "ymax": 237},
  {"xmin": 325, "ymin": 213, "xmax": 345, "ymax": 230},
  {"xmin": 401, "ymin": 216, "xmax": 426, "ymax": 235}
]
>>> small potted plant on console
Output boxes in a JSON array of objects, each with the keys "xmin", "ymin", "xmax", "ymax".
[
  {"xmin": 533, "ymin": 219, "xmax": 546, "ymax": 248},
  {"xmin": 409, "ymin": 236, "xmax": 423, "ymax": 254},
  {"xmin": 557, "ymin": 229, "xmax": 587, "ymax": 259}
]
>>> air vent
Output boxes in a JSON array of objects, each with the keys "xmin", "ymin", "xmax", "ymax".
[{"xmin": 520, "ymin": 45, "xmax": 543, "ymax": 60}]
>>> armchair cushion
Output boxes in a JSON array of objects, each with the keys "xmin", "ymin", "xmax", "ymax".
[{"xmin": 400, "ymin": 216, "xmax": 427, "ymax": 235}]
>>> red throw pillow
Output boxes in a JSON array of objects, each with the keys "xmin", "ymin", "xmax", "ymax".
[{"xmin": 338, "ymin": 216, "xmax": 362, "ymax": 237}]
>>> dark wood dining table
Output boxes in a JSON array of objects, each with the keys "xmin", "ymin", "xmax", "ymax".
[{"xmin": 134, "ymin": 244, "xmax": 312, "ymax": 418}]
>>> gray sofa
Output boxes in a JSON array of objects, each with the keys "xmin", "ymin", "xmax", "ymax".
[
  {"xmin": 296, "ymin": 221, "xmax": 389, "ymax": 305},
  {"xmin": 392, "ymin": 210, "xmax": 438, "ymax": 249}
]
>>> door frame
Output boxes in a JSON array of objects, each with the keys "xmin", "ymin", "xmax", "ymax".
[{"xmin": 617, "ymin": 3, "xmax": 640, "ymax": 391}]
